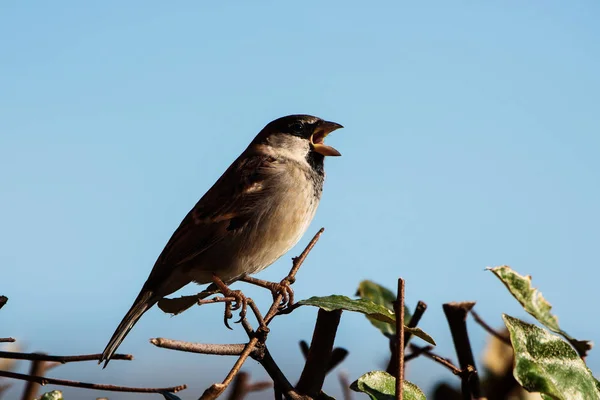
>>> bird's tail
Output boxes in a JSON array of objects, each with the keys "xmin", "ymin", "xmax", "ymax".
[{"xmin": 99, "ymin": 289, "xmax": 157, "ymax": 368}]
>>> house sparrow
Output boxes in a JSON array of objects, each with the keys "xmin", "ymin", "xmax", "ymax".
[{"xmin": 99, "ymin": 114, "xmax": 343, "ymax": 366}]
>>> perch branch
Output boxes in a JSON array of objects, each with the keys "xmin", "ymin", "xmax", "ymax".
[
  {"xmin": 197, "ymin": 228, "xmax": 324, "ymax": 400},
  {"xmin": 0, "ymin": 338, "xmax": 15, "ymax": 343}
]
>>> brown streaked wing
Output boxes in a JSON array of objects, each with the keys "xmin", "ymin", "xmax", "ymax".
[{"xmin": 148, "ymin": 154, "xmax": 277, "ymax": 279}]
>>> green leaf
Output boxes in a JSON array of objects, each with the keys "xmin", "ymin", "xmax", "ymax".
[
  {"xmin": 299, "ymin": 295, "xmax": 395, "ymax": 322},
  {"xmin": 355, "ymin": 280, "xmax": 411, "ymax": 337},
  {"xmin": 503, "ymin": 314, "xmax": 600, "ymax": 400},
  {"xmin": 404, "ymin": 327, "xmax": 435, "ymax": 347},
  {"xmin": 488, "ymin": 266, "xmax": 592, "ymax": 357},
  {"xmin": 350, "ymin": 371, "xmax": 425, "ymax": 400},
  {"xmin": 38, "ymin": 391, "xmax": 63, "ymax": 400},
  {"xmin": 297, "ymin": 295, "xmax": 435, "ymax": 345}
]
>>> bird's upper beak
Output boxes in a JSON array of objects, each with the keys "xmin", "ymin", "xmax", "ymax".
[{"xmin": 311, "ymin": 120, "xmax": 343, "ymax": 157}]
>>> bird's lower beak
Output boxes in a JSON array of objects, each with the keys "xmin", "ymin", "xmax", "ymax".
[{"xmin": 311, "ymin": 121, "xmax": 343, "ymax": 157}]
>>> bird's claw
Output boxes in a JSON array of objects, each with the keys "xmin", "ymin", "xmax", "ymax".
[
  {"xmin": 223, "ymin": 290, "xmax": 248, "ymax": 328},
  {"xmin": 271, "ymin": 278, "xmax": 295, "ymax": 310}
]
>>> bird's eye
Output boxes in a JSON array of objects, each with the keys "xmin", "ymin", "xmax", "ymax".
[{"xmin": 290, "ymin": 122, "xmax": 304, "ymax": 134}]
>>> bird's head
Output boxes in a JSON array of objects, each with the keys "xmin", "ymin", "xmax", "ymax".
[{"xmin": 253, "ymin": 114, "xmax": 343, "ymax": 163}]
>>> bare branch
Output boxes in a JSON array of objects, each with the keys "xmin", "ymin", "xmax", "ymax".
[
  {"xmin": 21, "ymin": 359, "xmax": 48, "ymax": 400},
  {"xmin": 224, "ymin": 372, "xmax": 274, "ymax": 400},
  {"xmin": 296, "ymin": 309, "xmax": 342, "ymax": 398},
  {"xmin": 0, "ymin": 351, "xmax": 132, "ymax": 364},
  {"xmin": 0, "ymin": 370, "xmax": 186, "ymax": 394},
  {"xmin": 409, "ymin": 344, "xmax": 462, "ymax": 375},
  {"xmin": 151, "ymin": 339, "xmax": 247, "ymax": 356},
  {"xmin": 403, "ymin": 345, "xmax": 434, "ymax": 362},
  {"xmin": 339, "ymin": 371, "xmax": 353, "ymax": 400},
  {"xmin": 0, "ymin": 296, "xmax": 7, "ymax": 310},
  {"xmin": 0, "ymin": 338, "xmax": 15, "ymax": 343},
  {"xmin": 227, "ymin": 372, "xmax": 249, "ymax": 400},
  {"xmin": 255, "ymin": 347, "xmax": 298, "ymax": 400},
  {"xmin": 470, "ymin": 309, "xmax": 511, "ymax": 345},
  {"xmin": 443, "ymin": 302, "xmax": 482, "ymax": 400}
]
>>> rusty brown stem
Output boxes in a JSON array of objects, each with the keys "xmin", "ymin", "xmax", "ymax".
[{"xmin": 394, "ymin": 278, "xmax": 405, "ymax": 400}]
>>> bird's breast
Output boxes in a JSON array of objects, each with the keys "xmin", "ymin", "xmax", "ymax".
[
  {"xmin": 244, "ymin": 167, "xmax": 321, "ymax": 273},
  {"xmin": 188, "ymin": 165, "xmax": 323, "ymax": 284}
]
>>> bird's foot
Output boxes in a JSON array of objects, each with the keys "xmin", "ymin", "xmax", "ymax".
[
  {"xmin": 272, "ymin": 277, "xmax": 295, "ymax": 310},
  {"xmin": 240, "ymin": 276, "xmax": 295, "ymax": 310},
  {"xmin": 211, "ymin": 274, "xmax": 249, "ymax": 329},
  {"xmin": 222, "ymin": 289, "xmax": 248, "ymax": 329}
]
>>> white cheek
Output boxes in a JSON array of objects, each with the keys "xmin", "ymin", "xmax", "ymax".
[{"xmin": 262, "ymin": 136, "xmax": 311, "ymax": 165}]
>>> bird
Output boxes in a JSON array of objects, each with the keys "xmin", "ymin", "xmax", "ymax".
[{"xmin": 99, "ymin": 114, "xmax": 343, "ymax": 367}]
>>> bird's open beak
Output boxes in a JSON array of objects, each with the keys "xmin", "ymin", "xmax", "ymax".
[{"xmin": 311, "ymin": 121, "xmax": 343, "ymax": 156}]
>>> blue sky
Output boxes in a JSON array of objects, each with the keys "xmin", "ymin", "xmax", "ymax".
[{"xmin": 1, "ymin": 1, "xmax": 599, "ymax": 399}]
